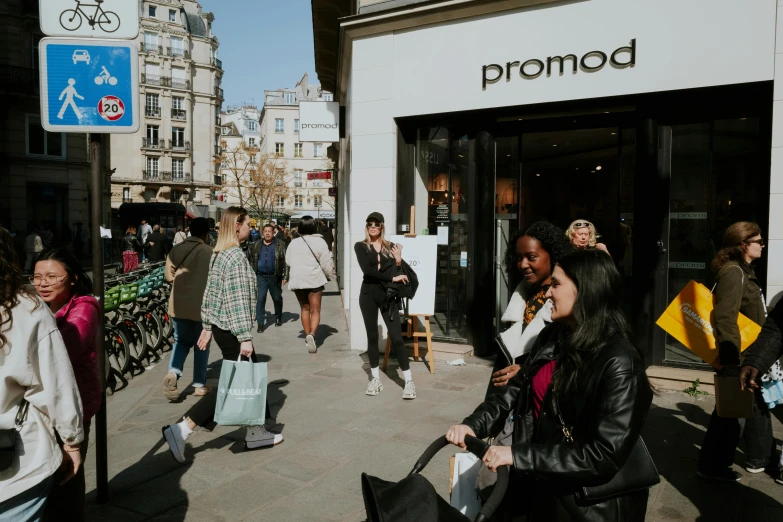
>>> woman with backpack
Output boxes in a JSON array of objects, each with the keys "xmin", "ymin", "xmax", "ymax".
[{"xmin": 354, "ymin": 212, "xmax": 416, "ymax": 400}]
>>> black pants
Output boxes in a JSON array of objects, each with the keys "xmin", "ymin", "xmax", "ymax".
[
  {"xmin": 359, "ymin": 284, "xmax": 409, "ymax": 371},
  {"xmin": 698, "ymin": 387, "xmax": 775, "ymax": 472}
]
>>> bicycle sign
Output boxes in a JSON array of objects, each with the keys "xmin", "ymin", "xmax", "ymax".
[
  {"xmin": 39, "ymin": 37, "xmax": 139, "ymax": 133},
  {"xmin": 39, "ymin": 0, "xmax": 139, "ymax": 39}
]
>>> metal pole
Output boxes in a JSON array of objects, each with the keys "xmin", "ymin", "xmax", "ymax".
[{"xmin": 90, "ymin": 134, "xmax": 109, "ymax": 504}]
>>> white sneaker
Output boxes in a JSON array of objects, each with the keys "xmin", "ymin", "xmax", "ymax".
[
  {"xmin": 245, "ymin": 426, "xmax": 284, "ymax": 450},
  {"xmin": 402, "ymin": 380, "xmax": 416, "ymax": 400},
  {"xmin": 365, "ymin": 378, "xmax": 383, "ymax": 396},
  {"xmin": 306, "ymin": 334, "xmax": 317, "ymax": 353},
  {"xmin": 162, "ymin": 422, "xmax": 190, "ymax": 463},
  {"xmin": 746, "ymin": 466, "xmax": 766, "ymax": 474}
]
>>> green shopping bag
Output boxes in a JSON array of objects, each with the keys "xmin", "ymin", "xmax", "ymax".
[{"xmin": 214, "ymin": 355, "xmax": 268, "ymax": 426}]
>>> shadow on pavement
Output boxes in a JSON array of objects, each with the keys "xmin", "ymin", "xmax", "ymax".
[{"xmin": 642, "ymin": 400, "xmax": 783, "ymax": 521}]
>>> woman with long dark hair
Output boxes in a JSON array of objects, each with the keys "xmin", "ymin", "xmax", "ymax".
[
  {"xmin": 698, "ymin": 221, "xmax": 773, "ymax": 482},
  {"xmin": 446, "ymin": 250, "xmax": 653, "ymax": 521},
  {"xmin": 30, "ymin": 249, "xmax": 101, "ymax": 521},
  {"xmin": 161, "ymin": 207, "xmax": 283, "ymax": 463},
  {"xmin": 0, "ymin": 228, "xmax": 84, "ymax": 521},
  {"xmin": 122, "ymin": 225, "xmax": 141, "ymax": 273}
]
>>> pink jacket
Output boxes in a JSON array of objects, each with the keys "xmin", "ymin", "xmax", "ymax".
[{"xmin": 55, "ymin": 294, "xmax": 102, "ymax": 421}]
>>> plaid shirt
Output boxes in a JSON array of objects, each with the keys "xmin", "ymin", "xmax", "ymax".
[{"xmin": 201, "ymin": 246, "xmax": 257, "ymax": 342}]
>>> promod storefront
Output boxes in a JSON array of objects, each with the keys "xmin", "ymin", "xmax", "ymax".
[{"xmin": 312, "ymin": 0, "xmax": 783, "ymax": 368}]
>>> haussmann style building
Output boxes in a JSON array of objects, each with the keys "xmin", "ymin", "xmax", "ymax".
[{"xmin": 311, "ymin": 0, "xmax": 783, "ymax": 374}]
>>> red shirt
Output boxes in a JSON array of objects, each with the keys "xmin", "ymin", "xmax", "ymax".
[{"xmin": 531, "ymin": 360, "xmax": 556, "ymax": 419}]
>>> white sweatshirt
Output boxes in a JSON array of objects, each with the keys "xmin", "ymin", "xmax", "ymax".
[{"xmin": 0, "ymin": 293, "xmax": 84, "ymax": 503}]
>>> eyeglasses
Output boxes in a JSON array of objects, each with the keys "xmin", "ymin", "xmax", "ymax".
[
  {"xmin": 366, "ymin": 221, "xmax": 382, "ymax": 229},
  {"xmin": 744, "ymin": 238, "xmax": 765, "ymax": 246},
  {"xmin": 573, "ymin": 222, "xmax": 592, "ymax": 228},
  {"xmin": 30, "ymin": 274, "xmax": 68, "ymax": 286}
]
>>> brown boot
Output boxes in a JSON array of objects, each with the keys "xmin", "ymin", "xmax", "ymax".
[{"xmin": 163, "ymin": 372, "xmax": 179, "ymax": 401}]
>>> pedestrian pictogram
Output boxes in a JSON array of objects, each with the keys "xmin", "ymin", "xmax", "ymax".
[
  {"xmin": 39, "ymin": 0, "xmax": 139, "ymax": 40},
  {"xmin": 39, "ymin": 37, "xmax": 139, "ymax": 133}
]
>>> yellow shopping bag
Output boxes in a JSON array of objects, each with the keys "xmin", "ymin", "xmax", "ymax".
[{"xmin": 655, "ymin": 280, "xmax": 762, "ymax": 369}]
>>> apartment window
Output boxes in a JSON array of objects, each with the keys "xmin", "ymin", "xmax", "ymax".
[
  {"xmin": 145, "ymin": 93, "xmax": 160, "ymax": 117},
  {"xmin": 274, "ymin": 119, "xmax": 284, "ymax": 133},
  {"xmin": 170, "ymin": 36, "xmax": 184, "ymax": 56},
  {"xmin": 248, "ymin": 138, "xmax": 256, "ymax": 148},
  {"xmin": 146, "ymin": 125, "xmax": 159, "ymax": 145},
  {"xmin": 294, "ymin": 169, "xmax": 303, "ymax": 187},
  {"xmin": 285, "ymin": 92, "xmax": 295, "ymax": 104},
  {"xmin": 323, "ymin": 93, "xmax": 333, "ymax": 101},
  {"xmin": 172, "ymin": 159, "xmax": 184, "ymax": 180},
  {"xmin": 146, "ymin": 156, "xmax": 159, "ymax": 176},
  {"xmin": 143, "ymin": 31, "xmax": 158, "ymax": 52},
  {"xmin": 294, "ymin": 195, "xmax": 303, "ymax": 208},
  {"xmin": 171, "ymin": 189, "xmax": 182, "ymax": 202},
  {"xmin": 169, "ymin": 9, "xmax": 176, "ymax": 22},
  {"xmin": 314, "ymin": 195, "xmax": 322, "ymax": 208},
  {"xmin": 313, "ymin": 143, "xmax": 324, "ymax": 158},
  {"xmin": 172, "ymin": 127, "xmax": 185, "ymax": 148},
  {"xmin": 26, "ymin": 115, "xmax": 64, "ymax": 158},
  {"xmin": 276, "ymin": 196, "xmax": 285, "ymax": 208},
  {"xmin": 148, "ymin": 5, "xmax": 157, "ymax": 18},
  {"xmin": 294, "ymin": 143, "xmax": 303, "ymax": 158},
  {"xmin": 123, "ymin": 187, "xmax": 130, "ymax": 201},
  {"xmin": 221, "ymin": 126, "xmax": 230, "ymax": 135},
  {"xmin": 248, "ymin": 121, "xmax": 257, "ymax": 131},
  {"xmin": 275, "ymin": 143, "xmax": 284, "ymax": 157},
  {"xmin": 171, "ymin": 67, "xmax": 186, "ymax": 89},
  {"xmin": 294, "ymin": 119, "xmax": 299, "ymax": 133}
]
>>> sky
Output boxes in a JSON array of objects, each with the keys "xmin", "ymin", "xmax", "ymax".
[{"xmin": 199, "ymin": 0, "xmax": 318, "ymax": 108}]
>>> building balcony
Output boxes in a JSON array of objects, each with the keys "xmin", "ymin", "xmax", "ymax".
[
  {"xmin": 167, "ymin": 47, "xmax": 190, "ymax": 59},
  {"xmin": 143, "ymin": 43, "xmax": 163, "ymax": 54},
  {"xmin": 211, "ymin": 57, "xmax": 223, "ymax": 69},
  {"xmin": 141, "ymin": 75, "xmax": 190, "ymax": 90},
  {"xmin": 215, "ymin": 86, "xmax": 224, "ymax": 98},
  {"xmin": 142, "ymin": 137, "xmax": 163, "ymax": 149},
  {"xmin": 171, "ymin": 140, "xmax": 190, "ymax": 152},
  {"xmin": 171, "ymin": 78, "xmax": 189, "ymax": 90},
  {"xmin": 145, "ymin": 106, "xmax": 161, "ymax": 117},
  {"xmin": 0, "ymin": 65, "xmax": 39, "ymax": 95},
  {"xmin": 143, "ymin": 170, "xmax": 192, "ymax": 183},
  {"xmin": 142, "ymin": 73, "xmax": 162, "ymax": 86},
  {"xmin": 172, "ymin": 108, "xmax": 187, "ymax": 120}
]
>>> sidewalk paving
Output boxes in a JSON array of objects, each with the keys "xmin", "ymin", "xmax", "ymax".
[{"xmin": 84, "ymin": 281, "xmax": 783, "ymax": 521}]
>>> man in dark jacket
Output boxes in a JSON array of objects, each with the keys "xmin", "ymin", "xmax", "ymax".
[
  {"xmin": 146, "ymin": 224, "xmax": 170, "ymax": 262},
  {"xmin": 247, "ymin": 223, "xmax": 289, "ymax": 332}
]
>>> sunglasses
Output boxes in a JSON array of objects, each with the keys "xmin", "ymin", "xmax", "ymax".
[
  {"xmin": 573, "ymin": 222, "xmax": 592, "ymax": 228},
  {"xmin": 366, "ymin": 221, "xmax": 383, "ymax": 228},
  {"xmin": 744, "ymin": 238, "xmax": 765, "ymax": 246}
]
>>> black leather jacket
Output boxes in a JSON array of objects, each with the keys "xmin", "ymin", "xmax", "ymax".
[
  {"xmin": 743, "ymin": 304, "xmax": 783, "ymax": 374},
  {"xmin": 122, "ymin": 233, "xmax": 141, "ymax": 252},
  {"xmin": 247, "ymin": 237, "xmax": 290, "ymax": 279},
  {"xmin": 463, "ymin": 325, "xmax": 653, "ymax": 522}
]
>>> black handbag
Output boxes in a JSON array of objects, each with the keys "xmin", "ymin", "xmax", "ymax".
[
  {"xmin": 553, "ymin": 396, "xmax": 659, "ymax": 506},
  {"xmin": 0, "ymin": 399, "xmax": 29, "ymax": 471}
]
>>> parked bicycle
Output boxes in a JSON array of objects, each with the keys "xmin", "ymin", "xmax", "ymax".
[{"xmin": 59, "ymin": 0, "xmax": 121, "ymax": 34}]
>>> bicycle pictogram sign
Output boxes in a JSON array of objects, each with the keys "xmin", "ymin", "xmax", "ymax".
[{"xmin": 59, "ymin": 0, "xmax": 120, "ymax": 34}]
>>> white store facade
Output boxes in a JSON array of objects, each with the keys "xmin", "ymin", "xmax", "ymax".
[{"xmin": 312, "ymin": 0, "xmax": 783, "ymax": 368}]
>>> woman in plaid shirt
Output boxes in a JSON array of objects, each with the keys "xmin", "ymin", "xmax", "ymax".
[{"xmin": 161, "ymin": 207, "xmax": 284, "ymax": 461}]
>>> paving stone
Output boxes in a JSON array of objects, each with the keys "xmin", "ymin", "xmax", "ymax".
[
  {"xmin": 260, "ymin": 451, "xmax": 342, "ymax": 483},
  {"xmin": 189, "ymin": 470, "xmax": 300, "ymax": 518}
]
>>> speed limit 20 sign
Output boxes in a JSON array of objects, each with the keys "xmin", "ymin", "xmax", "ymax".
[{"xmin": 98, "ymin": 95, "xmax": 125, "ymax": 121}]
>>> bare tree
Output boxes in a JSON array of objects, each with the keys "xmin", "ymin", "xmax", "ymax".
[
  {"xmin": 216, "ymin": 139, "xmax": 258, "ymax": 208},
  {"xmin": 249, "ymin": 152, "xmax": 292, "ymax": 222}
]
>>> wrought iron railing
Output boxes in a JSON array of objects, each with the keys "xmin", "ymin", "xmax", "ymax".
[
  {"xmin": 143, "ymin": 43, "xmax": 163, "ymax": 53},
  {"xmin": 145, "ymin": 106, "xmax": 161, "ymax": 117},
  {"xmin": 167, "ymin": 47, "xmax": 189, "ymax": 58},
  {"xmin": 171, "ymin": 78, "xmax": 189, "ymax": 89},
  {"xmin": 214, "ymin": 86, "xmax": 224, "ymax": 98},
  {"xmin": 171, "ymin": 108, "xmax": 186, "ymax": 120},
  {"xmin": 143, "ymin": 170, "xmax": 191, "ymax": 183},
  {"xmin": 142, "ymin": 137, "xmax": 163, "ymax": 149},
  {"xmin": 171, "ymin": 140, "xmax": 190, "ymax": 151},
  {"xmin": 211, "ymin": 57, "xmax": 223, "ymax": 69}
]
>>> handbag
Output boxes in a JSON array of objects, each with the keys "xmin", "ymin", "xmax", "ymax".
[
  {"xmin": 0, "ymin": 399, "xmax": 29, "ymax": 471},
  {"xmin": 553, "ymin": 395, "xmax": 660, "ymax": 506},
  {"xmin": 301, "ymin": 237, "xmax": 331, "ymax": 282}
]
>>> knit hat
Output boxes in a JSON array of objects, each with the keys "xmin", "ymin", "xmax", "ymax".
[{"xmin": 366, "ymin": 212, "xmax": 385, "ymax": 224}]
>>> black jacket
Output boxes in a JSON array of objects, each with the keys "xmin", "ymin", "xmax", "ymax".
[
  {"xmin": 122, "ymin": 233, "xmax": 141, "ymax": 253},
  {"xmin": 743, "ymin": 304, "xmax": 783, "ymax": 374},
  {"xmin": 462, "ymin": 325, "xmax": 653, "ymax": 522},
  {"xmin": 146, "ymin": 231, "xmax": 169, "ymax": 262},
  {"xmin": 247, "ymin": 237, "xmax": 290, "ymax": 279},
  {"xmin": 354, "ymin": 241, "xmax": 400, "ymax": 292}
]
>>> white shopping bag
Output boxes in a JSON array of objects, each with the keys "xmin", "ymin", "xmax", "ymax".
[{"xmin": 450, "ymin": 452, "xmax": 482, "ymax": 517}]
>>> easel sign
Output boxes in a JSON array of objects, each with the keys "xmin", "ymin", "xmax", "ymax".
[{"xmin": 387, "ymin": 234, "xmax": 437, "ymax": 316}]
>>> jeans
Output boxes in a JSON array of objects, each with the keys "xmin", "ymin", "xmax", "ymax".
[
  {"xmin": 359, "ymin": 284, "xmax": 409, "ymax": 371},
  {"xmin": 169, "ymin": 317, "xmax": 210, "ymax": 387},
  {"xmin": 0, "ymin": 474, "xmax": 54, "ymax": 522},
  {"xmin": 698, "ymin": 388, "xmax": 776, "ymax": 471},
  {"xmin": 256, "ymin": 274, "xmax": 283, "ymax": 325}
]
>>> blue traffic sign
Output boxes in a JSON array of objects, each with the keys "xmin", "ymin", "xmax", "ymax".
[{"xmin": 39, "ymin": 37, "xmax": 139, "ymax": 133}]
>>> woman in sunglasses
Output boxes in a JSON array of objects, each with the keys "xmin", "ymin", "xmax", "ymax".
[
  {"xmin": 566, "ymin": 219, "xmax": 610, "ymax": 255},
  {"xmin": 698, "ymin": 221, "xmax": 774, "ymax": 482},
  {"xmin": 354, "ymin": 212, "xmax": 416, "ymax": 399}
]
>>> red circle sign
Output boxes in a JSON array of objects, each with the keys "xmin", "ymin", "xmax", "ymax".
[{"xmin": 98, "ymin": 95, "xmax": 125, "ymax": 121}]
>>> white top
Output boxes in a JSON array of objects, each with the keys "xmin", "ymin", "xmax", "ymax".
[
  {"xmin": 285, "ymin": 235, "xmax": 334, "ymax": 291},
  {"xmin": 0, "ymin": 294, "xmax": 84, "ymax": 503}
]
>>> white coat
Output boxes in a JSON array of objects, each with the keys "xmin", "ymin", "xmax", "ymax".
[{"xmin": 285, "ymin": 234, "xmax": 334, "ymax": 291}]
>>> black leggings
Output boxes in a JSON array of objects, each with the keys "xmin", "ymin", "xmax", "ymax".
[{"xmin": 359, "ymin": 284, "xmax": 409, "ymax": 371}]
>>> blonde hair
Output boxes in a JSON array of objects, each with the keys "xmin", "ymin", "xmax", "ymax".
[
  {"xmin": 566, "ymin": 219, "xmax": 598, "ymax": 248},
  {"xmin": 214, "ymin": 206, "xmax": 248, "ymax": 252},
  {"xmin": 363, "ymin": 221, "xmax": 392, "ymax": 255}
]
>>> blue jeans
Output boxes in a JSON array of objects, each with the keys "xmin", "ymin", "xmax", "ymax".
[
  {"xmin": 256, "ymin": 274, "xmax": 283, "ymax": 325},
  {"xmin": 169, "ymin": 317, "xmax": 210, "ymax": 387},
  {"xmin": 0, "ymin": 474, "xmax": 54, "ymax": 522}
]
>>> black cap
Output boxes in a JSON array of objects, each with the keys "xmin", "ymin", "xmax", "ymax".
[{"xmin": 366, "ymin": 212, "xmax": 385, "ymax": 224}]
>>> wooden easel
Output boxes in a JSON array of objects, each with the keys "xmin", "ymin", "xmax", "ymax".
[{"xmin": 381, "ymin": 206, "xmax": 435, "ymax": 374}]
